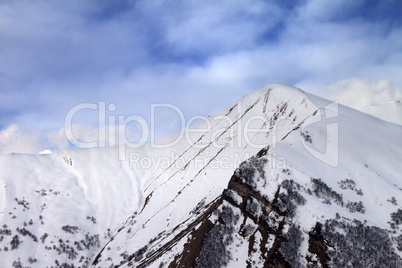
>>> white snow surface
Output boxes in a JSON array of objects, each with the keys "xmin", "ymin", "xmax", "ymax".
[
  {"xmin": 0, "ymin": 83, "xmax": 401, "ymax": 267},
  {"xmin": 360, "ymin": 100, "xmax": 402, "ymax": 125}
]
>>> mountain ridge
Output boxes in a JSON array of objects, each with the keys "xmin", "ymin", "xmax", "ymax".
[{"xmin": 0, "ymin": 83, "xmax": 401, "ymax": 267}]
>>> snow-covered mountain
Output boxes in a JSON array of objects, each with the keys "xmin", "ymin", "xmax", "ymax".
[{"xmin": 0, "ymin": 83, "xmax": 401, "ymax": 268}]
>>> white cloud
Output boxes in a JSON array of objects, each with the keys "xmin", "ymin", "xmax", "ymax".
[
  {"xmin": 317, "ymin": 78, "xmax": 402, "ymax": 125},
  {"xmin": 319, "ymin": 78, "xmax": 402, "ymax": 108},
  {"xmin": 0, "ymin": 123, "xmax": 139, "ymax": 154},
  {"xmin": 1, "ymin": 0, "xmax": 401, "ymax": 147},
  {"xmin": 0, "ymin": 124, "xmax": 43, "ymax": 154}
]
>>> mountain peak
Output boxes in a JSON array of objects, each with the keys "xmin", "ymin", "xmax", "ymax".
[{"xmin": 0, "ymin": 83, "xmax": 401, "ymax": 267}]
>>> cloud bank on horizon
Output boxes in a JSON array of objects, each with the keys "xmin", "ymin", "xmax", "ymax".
[{"xmin": 1, "ymin": 0, "xmax": 401, "ymax": 154}]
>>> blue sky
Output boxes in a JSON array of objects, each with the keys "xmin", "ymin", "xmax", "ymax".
[{"xmin": 1, "ymin": 0, "xmax": 402, "ymax": 153}]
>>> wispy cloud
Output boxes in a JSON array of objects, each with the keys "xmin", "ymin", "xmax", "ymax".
[
  {"xmin": 0, "ymin": 123, "xmax": 139, "ymax": 154},
  {"xmin": 0, "ymin": 124, "xmax": 43, "ymax": 154},
  {"xmin": 319, "ymin": 78, "xmax": 402, "ymax": 109},
  {"xmin": 1, "ymin": 0, "xmax": 401, "ymax": 153}
]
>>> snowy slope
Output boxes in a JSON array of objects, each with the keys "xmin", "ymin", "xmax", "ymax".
[
  {"xmin": 91, "ymin": 84, "xmax": 320, "ymax": 267},
  {"xmin": 360, "ymin": 100, "xmax": 402, "ymax": 125},
  {"xmin": 98, "ymin": 85, "xmax": 402, "ymax": 267},
  {"xmin": 0, "ymin": 83, "xmax": 401, "ymax": 267}
]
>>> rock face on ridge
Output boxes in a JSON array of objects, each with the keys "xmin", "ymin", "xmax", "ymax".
[{"xmin": 166, "ymin": 156, "xmax": 402, "ymax": 268}]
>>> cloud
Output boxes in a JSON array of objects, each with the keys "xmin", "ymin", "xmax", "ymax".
[
  {"xmin": 0, "ymin": 124, "xmax": 43, "ymax": 154},
  {"xmin": 0, "ymin": 123, "xmax": 139, "ymax": 154},
  {"xmin": 0, "ymin": 0, "xmax": 401, "ymax": 153},
  {"xmin": 317, "ymin": 78, "xmax": 402, "ymax": 125},
  {"xmin": 318, "ymin": 78, "xmax": 402, "ymax": 109}
]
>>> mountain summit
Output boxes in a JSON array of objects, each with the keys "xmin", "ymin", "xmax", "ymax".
[{"xmin": 1, "ymin": 83, "xmax": 401, "ymax": 267}]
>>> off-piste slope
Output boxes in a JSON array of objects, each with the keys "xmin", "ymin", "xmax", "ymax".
[
  {"xmin": 360, "ymin": 100, "xmax": 402, "ymax": 125},
  {"xmin": 96, "ymin": 84, "xmax": 402, "ymax": 268},
  {"xmin": 90, "ymin": 84, "xmax": 321, "ymax": 267},
  {"xmin": 0, "ymin": 83, "xmax": 401, "ymax": 268}
]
